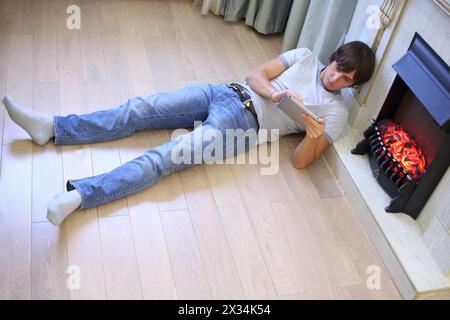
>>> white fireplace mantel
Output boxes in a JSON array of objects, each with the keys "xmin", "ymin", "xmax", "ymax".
[
  {"xmin": 327, "ymin": 0, "xmax": 450, "ymax": 300},
  {"xmin": 325, "ymin": 127, "xmax": 450, "ymax": 299}
]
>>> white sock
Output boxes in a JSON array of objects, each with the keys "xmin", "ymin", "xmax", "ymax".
[
  {"xmin": 2, "ymin": 93, "xmax": 54, "ymax": 145},
  {"xmin": 47, "ymin": 190, "xmax": 82, "ymax": 225}
]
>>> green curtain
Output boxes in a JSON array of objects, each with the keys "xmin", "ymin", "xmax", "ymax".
[
  {"xmin": 194, "ymin": 0, "xmax": 292, "ymax": 34},
  {"xmin": 195, "ymin": 0, "xmax": 357, "ymax": 62},
  {"xmin": 193, "ymin": 0, "xmax": 225, "ymax": 15},
  {"xmin": 223, "ymin": 0, "xmax": 293, "ymax": 35},
  {"xmin": 281, "ymin": 0, "xmax": 357, "ymax": 63}
]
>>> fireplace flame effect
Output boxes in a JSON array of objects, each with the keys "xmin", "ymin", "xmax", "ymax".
[{"xmin": 378, "ymin": 120, "xmax": 427, "ymax": 180}]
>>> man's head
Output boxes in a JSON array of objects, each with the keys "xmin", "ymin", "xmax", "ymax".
[{"xmin": 321, "ymin": 41, "xmax": 375, "ymax": 91}]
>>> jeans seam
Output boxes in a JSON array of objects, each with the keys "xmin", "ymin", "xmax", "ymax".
[
  {"xmin": 92, "ymin": 175, "xmax": 161, "ymax": 203},
  {"xmin": 56, "ymin": 110, "xmax": 207, "ymax": 138},
  {"xmin": 214, "ymin": 91, "xmax": 236, "ymax": 104}
]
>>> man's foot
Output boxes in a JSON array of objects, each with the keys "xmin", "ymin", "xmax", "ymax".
[
  {"xmin": 2, "ymin": 94, "xmax": 55, "ymax": 145},
  {"xmin": 47, "ymin": 190, "xmax": 82, "ymax": 225}
]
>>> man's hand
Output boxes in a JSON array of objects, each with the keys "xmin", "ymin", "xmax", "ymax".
[
  {"xmin": 302, "ymin": 114, "xmax": 325, "ymax": 139},
  {"xmin": 271, "ymin": 89, "xmax": 303, "ymax": 105}
]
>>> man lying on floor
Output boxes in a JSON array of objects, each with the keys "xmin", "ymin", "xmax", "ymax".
[{"xmin": 2, "ymin": 41, "xmax": 375, "ymax": 225}]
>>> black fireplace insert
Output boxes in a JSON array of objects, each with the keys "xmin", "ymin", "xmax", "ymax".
[{"xmin": 352, "ymin": 33, "xmax": 450, "ymax": 219}]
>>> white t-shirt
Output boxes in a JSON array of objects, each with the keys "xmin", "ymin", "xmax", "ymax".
[{"xmin": 241, "ymin": 48, "xmax": 348, "ymax": 144}]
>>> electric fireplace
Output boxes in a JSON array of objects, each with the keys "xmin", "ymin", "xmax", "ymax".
[{"xmin": 352, "ymin": 33, "xmax": 450, "ymax": 219}]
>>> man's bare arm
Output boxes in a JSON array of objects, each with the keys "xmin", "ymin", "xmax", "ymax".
[
  {"xmin": 293, "ymin": 135, "xmax": 329, "ymax": 169},
  {"xmin": 245, "ymin": 57, "xmax": 286, "ymax": 100}
]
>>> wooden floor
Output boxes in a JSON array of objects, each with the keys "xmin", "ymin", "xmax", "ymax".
[{"xmin": 0, "ymin": 0, "xmax": 401, "ymax": 299}]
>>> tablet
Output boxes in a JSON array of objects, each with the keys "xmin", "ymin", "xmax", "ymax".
[{"xmin": 277, "ymin": 95, "xmax": 322, "ymax": 127}]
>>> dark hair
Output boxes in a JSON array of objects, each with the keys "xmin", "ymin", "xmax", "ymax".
[{"xmin": 329, "ymin": 41, "xmax": 375, "ymax": 86}]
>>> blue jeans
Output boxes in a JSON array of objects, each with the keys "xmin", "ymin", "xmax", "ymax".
[{"xmin": 53, "ymin": 83, "xmax": 259, "ymax": 209}]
